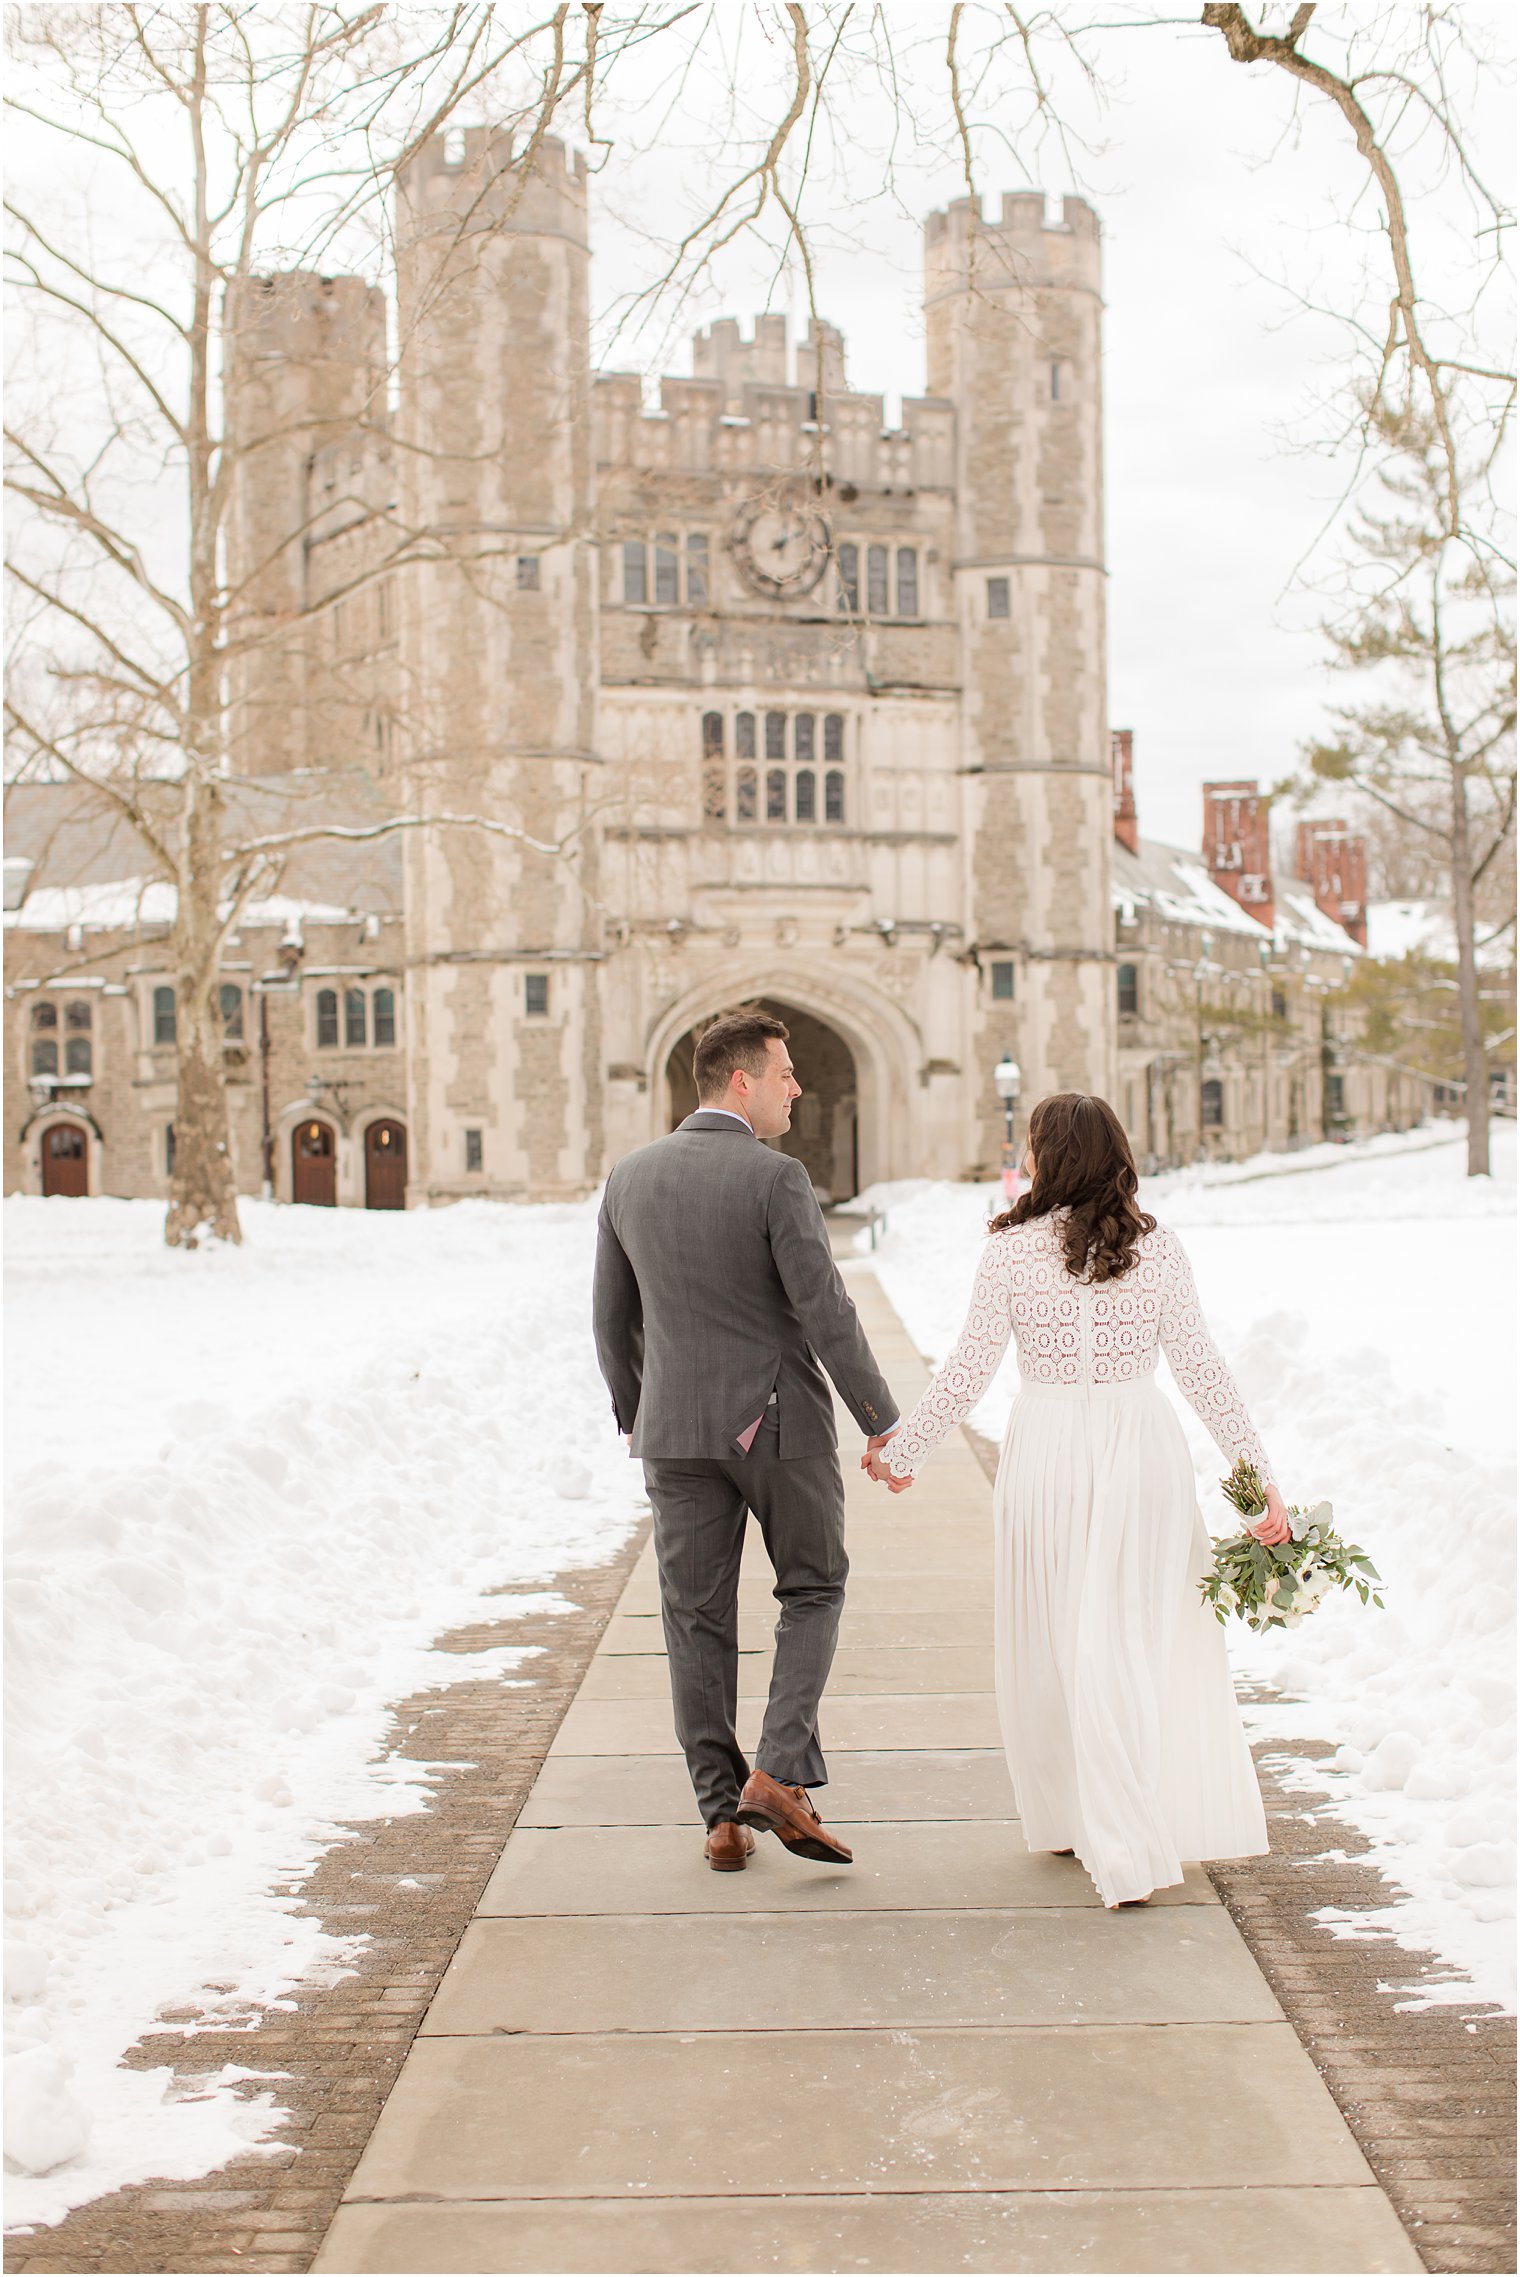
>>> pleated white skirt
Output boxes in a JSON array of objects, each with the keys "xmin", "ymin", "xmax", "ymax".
[{"xmin": 993, "ymin": 1375, "xmax": 1268, "ymax": 1907}]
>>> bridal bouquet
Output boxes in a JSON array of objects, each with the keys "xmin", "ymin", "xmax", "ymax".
[{"xmin": 1199, "ymin": 1460, "xmax": 1383, "ymax": 1634}]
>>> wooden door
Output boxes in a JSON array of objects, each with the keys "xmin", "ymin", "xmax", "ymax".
[
  {"xmin": 41, "ymin": 1123, "xmax": 88, "ymax": 1197},
  {"xmin": 364, "ymin": 1119, "xmax": 407, "ymax": 1210},
  {"xmin": 292, "ymin": 1118, "xmax": 336, "ymax": 1206}
]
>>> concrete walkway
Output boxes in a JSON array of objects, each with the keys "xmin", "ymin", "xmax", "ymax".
[{"xmin": 316, "ymin": 1270, "xmax": 1420, "ymax": 2275}]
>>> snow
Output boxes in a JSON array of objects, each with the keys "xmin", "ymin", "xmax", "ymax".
[
  {"xmin": 1111, "ymin": 838, "xmax": 1363, "ymax": 959},
  {"xmin": 3, "ymin": 880, "xmax": 365, "ymax": 932},
  {"xmin": 868, "ymin": 1121, "xmax": 1517, "ymax": 2012},
  {"xmin": 1364, "ymin": 898, "xmax": 1514, "ymax": 970},
  {"xmin": 4, "ymin": 1196, "xmax": 645, "ymax": 2227}
]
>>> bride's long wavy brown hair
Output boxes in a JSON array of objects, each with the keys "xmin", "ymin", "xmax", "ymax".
[{"xmin": 989, "ymin": 1092, "xmax": 1156, "ymax": 1283}]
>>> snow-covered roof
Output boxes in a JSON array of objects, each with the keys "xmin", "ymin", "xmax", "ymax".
[
  {"xmin": 3, "ymin": 878, "xmax": 367, "ymax": 934},
  {"xmin": 1111, "ymin": 836, "xmax": 1271, "ymax": 942},
  {"xmin": 1272, "ymin": 879, "xmax": 1362, "ymax": 958},
  {"xmin": 1112, "ymin": 836, "xmax": 1361, "ymax": 958},
  {"xmin": 2, "ymin": 778, "xmax": 402, "ymax": 933}
]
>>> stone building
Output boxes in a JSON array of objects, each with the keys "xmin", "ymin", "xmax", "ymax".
[
  {"xmin": 6, "ymin": 132, "xmax": 1118, "ymax": 1206},
  {"xmin": 1108, "ymin": 734, "xmax": 1428, "ymax": 1167}
]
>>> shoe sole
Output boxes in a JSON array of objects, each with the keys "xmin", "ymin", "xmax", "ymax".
[
  {"xmin": 736, "ymin": 1802, "xmax": 853, "ymax": 1865},
  {"xmin": 705, "ymin": 1857, "xmax": 748, "ymax": 1872}
]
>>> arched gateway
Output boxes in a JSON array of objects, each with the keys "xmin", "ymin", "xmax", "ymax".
[{"xmin": 665, "ymin": 999, "xmax": 860, "ymax": 1202}]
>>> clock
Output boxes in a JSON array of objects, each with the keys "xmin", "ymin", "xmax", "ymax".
[{"xmin": 731, "ymin": 493, "xmax": 832, "ymax": 599}]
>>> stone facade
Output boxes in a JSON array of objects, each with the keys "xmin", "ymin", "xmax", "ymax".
[
  {"xmin": 5, "ymin": 134, "xmax": 1427, "ymax": 1208},
  {"xmin": 1109, "ymin": 745, "xmax": 1428, "ymax": 1168},
  {"xmin": 7, "ymin": 135, "xmax": 1122, "ymax": 1206}
]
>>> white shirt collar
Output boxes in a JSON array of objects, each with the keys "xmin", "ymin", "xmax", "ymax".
[{"xmin": 696, "ymin": 1107, "xmax": 754, "ymax": 1130}]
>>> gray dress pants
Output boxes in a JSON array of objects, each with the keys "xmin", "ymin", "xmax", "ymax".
[{"xmin": 641, "ymin": 1410, "xmax": 848, "ymax": 1828}]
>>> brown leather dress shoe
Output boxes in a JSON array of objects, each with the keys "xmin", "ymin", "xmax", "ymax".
[
  {"xmin": 703, "ymin": 1822, "xmax": 756, "ymax": 1873},
  {"xmin": 736, "ymin": 1768, "xmax": 854, "ymax": 1865}
]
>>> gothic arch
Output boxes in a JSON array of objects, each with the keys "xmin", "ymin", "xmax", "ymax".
[
  {"xmin": 21, "ymin": 1104, "xmax": 102, "ymax": 1197},
  {"xmin": 643, "ymin": 961, "xmax": 923, "ymax": 1189}
]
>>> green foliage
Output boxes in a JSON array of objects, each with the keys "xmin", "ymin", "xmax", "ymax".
[{"xmin": 1201, "ymin": 1460, "xmax": 1384, "ymax": 1634}]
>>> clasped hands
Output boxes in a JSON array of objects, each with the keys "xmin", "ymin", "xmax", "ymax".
[{"xmin": 862, "ymin": 1429, "xmax": 912, "ymax": 1493}]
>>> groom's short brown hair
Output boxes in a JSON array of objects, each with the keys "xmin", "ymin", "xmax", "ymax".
[{"xmin": 693, "ymin": 1009, "xmax": 789, "ymax": 1101}]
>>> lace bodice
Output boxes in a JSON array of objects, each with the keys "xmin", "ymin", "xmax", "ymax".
[{"xmin": 884, "ymin": 1216, "xmax": 1274, "ymax": 1482}]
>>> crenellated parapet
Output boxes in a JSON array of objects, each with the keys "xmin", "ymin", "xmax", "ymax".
[
  {"xmin": 226, "ymin": 270, "xmax": 388, "ymax": 403},
  {"xmin": 594, "ymin": 314, "xmax": 953, "ymax": 492},
  {"xmin": 924, "ymin": 190, "xmax": 1101, "ymax": 304},
  {"xmin": 397, "ymin": 127, "xmax": 588, "ymax": 248}
]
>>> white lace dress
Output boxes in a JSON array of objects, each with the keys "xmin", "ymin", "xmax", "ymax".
[{"xmin": 884, "ymin": 1215, "xmax": 1272, "ymax": 1906}]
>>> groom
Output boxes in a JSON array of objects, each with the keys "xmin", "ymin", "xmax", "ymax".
[{"xmin": 593, "ymin": 1010, "xmax": 907, "ymax": 1872}]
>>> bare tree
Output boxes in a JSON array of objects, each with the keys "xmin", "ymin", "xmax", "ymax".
[
  {"xmin": 4, "ymin": 0, "xmax": 1112, "ymax": 1244},
  {"xmin": 3, "ymin": 2, "xmax": 663, "ymax": 1244},
  {"xmin": 8, "ymin": 0, "xmax": 1510, "ymax": 1238},
  {"xmin": 1297, "ymin": 401, "xmax": 1515, "ymax": 1161},
  {"xmin": 1201, "ymin": 0, "xmax": 1516, "ymax": 1172}
]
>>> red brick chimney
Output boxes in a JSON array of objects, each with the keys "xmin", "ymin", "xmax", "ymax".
[
  {"xmin": 1294, "ymin": 818, "xmax": 1368, "ymax": 947},
  {"xmin": 1203, "ymin": 780, "xmax": 1274, "ymax": 930},
  {"xmin": 1111, "ymin": 728, "xmax": 1139, "ymax": 856}
]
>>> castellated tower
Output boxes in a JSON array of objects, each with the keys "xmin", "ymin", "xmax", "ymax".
[
  {"xmin": 224, "ymin": 273, "xmax": 388, "ymax": 776},
  {"xmin": 393, "ymin": 131, "xmax": 601, "ymax": 1201},
  {"xmin": 925, "ymin": 192, "xmax": 1114, "ymax": 1148}
]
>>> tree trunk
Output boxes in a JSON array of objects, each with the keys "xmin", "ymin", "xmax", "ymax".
[
  {"xmin": 1448, "ymin": 763, "xmax": 1490, "ymax": 1177},
  {"xmin": 165, "ymin": 775, "xmax": 242, "ymax": 1246},
  {"xmin": 164, "ymin": 15, "xmax": 242, "ymax": 1248}
]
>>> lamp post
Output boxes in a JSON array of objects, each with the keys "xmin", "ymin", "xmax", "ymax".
[{"xmin": 994, "ymin": 1054, "xmax": 1022, "ymax": 1199}]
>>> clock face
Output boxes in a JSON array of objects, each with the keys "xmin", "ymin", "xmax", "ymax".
[{"xmin": 731, "ymin": 495, "xmax": 831, "ymax": 598}]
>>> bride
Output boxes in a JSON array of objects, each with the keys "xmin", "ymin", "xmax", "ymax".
[{"xmin": 869, "ymin": 1091, "xmax": 1291, "ymax": 1910}]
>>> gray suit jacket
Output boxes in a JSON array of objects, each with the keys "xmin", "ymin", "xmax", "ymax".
[{"xmin": 593, "ymin": 1111, "xmax": 900, "ymax": 1460}]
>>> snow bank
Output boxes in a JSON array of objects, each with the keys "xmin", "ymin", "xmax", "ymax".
[
  {"xmin": 4, "ymin": 1196, "xmax": 644, "ymax": 2227},
  {"xmin": 872, "ymin": 1123, "xmax": 1516, "ymax": 2011}
]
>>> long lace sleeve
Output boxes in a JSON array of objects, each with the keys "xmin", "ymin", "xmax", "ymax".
[
  {"xmin": 1157, "ymin": 1230, "xmax": 1275, "ymax": 1484},
  {"xmin": 883, "ymin": 1238, "xmax": 1014, "ymax": 1478}
]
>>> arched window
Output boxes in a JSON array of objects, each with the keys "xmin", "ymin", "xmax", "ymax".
[
  {"xmin": 654, "ymin": 533, "xmax": 679, "ymax": 606},
  {"xmin": 31, "ymin": 1001, "xmax": 57, "ymax": 1031},
  {"xmin": 795, "ymin": 770, "xmax": 817, "ymax": 823},
  {"xmin": 735, "ymin": 767, "xmax": 757, "ymax": 824},
  {"xmin": 372, "ymin": 988, "xmax": 396, "ymax": 1048},
  {"xmin": 794, "ymin": 713, "xmax": 815, "ymax": 764},
  {"xmin": 896, "ymin": 547, "xmax": 919, "ymax": 616},
  {"xmin": 1117, "ymin": 963, "xmax": 1139, "ymax": 1017},
  {"xmin": 1201, "ymin": 1078, "xmax": 1224, "ymax": 1129},
  {"xmin": 764, "ymin": 711, "xmax": 786, "ymax": 761},
  {"xmin": 866, "ymin": 545, "xmax": 889, "ymax": 614},
  {"xmin": 219, "ymin": 982, "xmax": 244, "ymax": 1040},
  {"xmin": 344, "ymin": 988, "xmax": 367, "ymax": 1048},
  {"xmin": 765, "ymin": 768, "xmax": 787, "ymax": 822},
  {"xmin": 824, "ymin": 714, "xmax": 844, "ymax": 763},
  {"xmin": 825, "ymin": 770, "xmax": 845, "ymax": 824},
  {"xmin": 315, "ymin": 988, "xmax": 338, "ymax": 1049},
  {"xmin": 736, "ymin": 711, "xmax": 756, "ymax": 759},
  {"xmin": 153, "ymin": 985, "xmax": 176, "ymax": 1046},
  {"xmin": 31, "ymin": 1036, "xmax": 58, "ymax": 1077},
  {"xmin": 701, "ymin": 711, "xmax": 725, "ymax": 823},
  {"xmin": 836, "ymin": 542, "xmax": 859, "ymax": 614}
]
